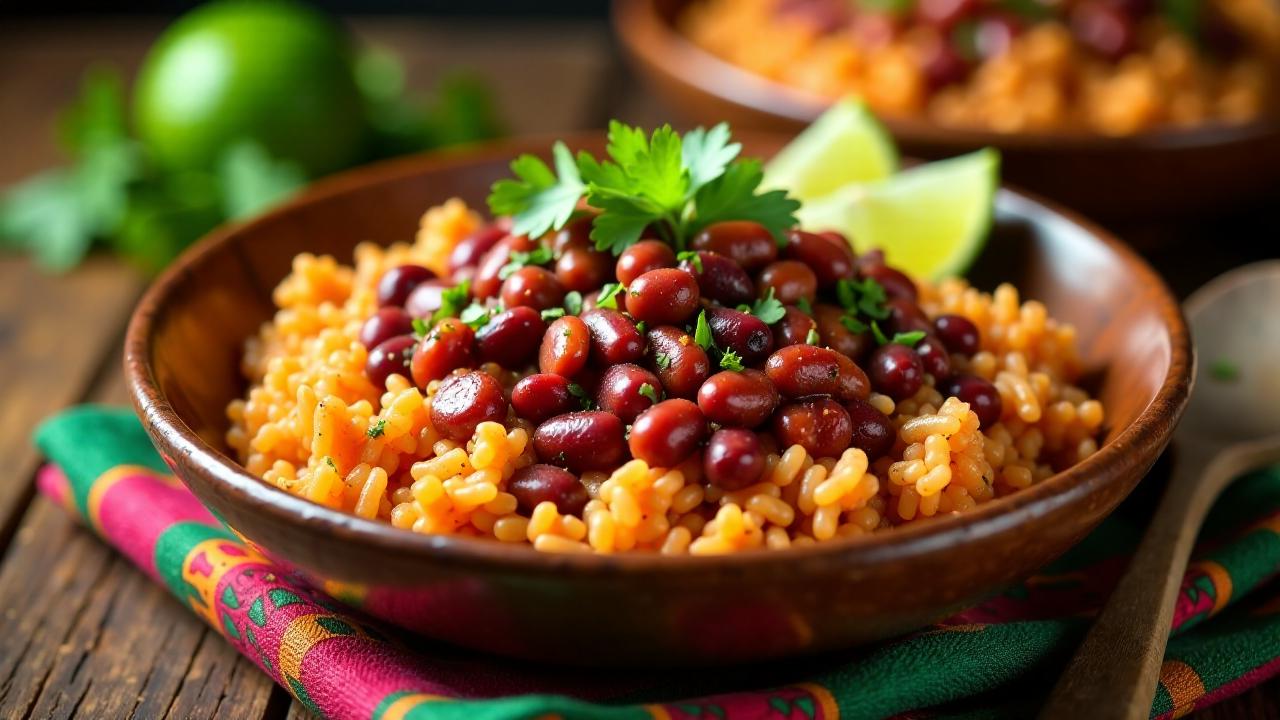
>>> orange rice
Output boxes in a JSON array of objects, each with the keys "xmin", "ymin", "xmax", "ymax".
[{"xmin": 226, "ymin": 200, "xmax": 1105, "ymax": 554}]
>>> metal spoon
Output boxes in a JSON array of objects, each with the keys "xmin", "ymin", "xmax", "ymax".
[{"xmin": 1041, "ymin": 260, "xmax": 1280, "ymax": 719}]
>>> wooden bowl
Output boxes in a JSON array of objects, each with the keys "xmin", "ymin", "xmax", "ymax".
[
  {"xmin": 614, "ymin": 0, "xmax": 1280, "ymax": 221},
  {"xmin": 125, "ymin": 133, "xmax": 1191, "ymax": 665}
]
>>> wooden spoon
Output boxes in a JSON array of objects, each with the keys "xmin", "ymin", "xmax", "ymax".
[{"xmin": 1040, "ymin": 261, "xmax": 1280, "ymax": 719}]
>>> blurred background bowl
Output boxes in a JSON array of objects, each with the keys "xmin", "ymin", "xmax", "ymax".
[{"xmin": 614, "ymin": 0, "xmax": 1280, "ymax": 221}]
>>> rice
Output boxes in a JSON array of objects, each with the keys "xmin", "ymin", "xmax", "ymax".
[{"xmin": 227, "ymin": 200, "xmax": 1105, "ymax": 554}]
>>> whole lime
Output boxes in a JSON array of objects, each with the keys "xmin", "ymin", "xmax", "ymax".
[{"xmin": 133, "ymin": 0, "xmax": 366, "ymax": 177}]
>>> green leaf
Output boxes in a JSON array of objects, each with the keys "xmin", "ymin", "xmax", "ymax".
[
  {"xmin": 676, "ymin": 250, "xmax": 703, "ymax": 272},
  {"xmin": 1210, "ymin": 358, "xmax": 1239, "ymax": 382},
  {"xmin": 412, "ymin": 317, "xmax": 430, "ymax": 337},
  {"xmin": 596, "ymin": 282, "xmax": 624, "ymax": 309},
  {"xmin": 498, "ymin": 244, "xmax": 553, "ymax": 280},
  {"xmin": 366, "ymin": 419, "xmax": 388, "ymax": 439},
  {"xmin": 840, "ymin": 314, "xmax": 868, "ymax": 334},
  {"xmin": 693, "ymin": 310, "xmax": 714, "ymax": 350},
  {"xmin": 719, "ymin": 349, "xmax": 745, "ymax": 371},
  {"xmin": 806, "ymin": 327, "xmax": 821, "ymax": 345},
  {"xmin": 638, "ymin": 382, "xmax": 660, "ymax": 403},
  {"xmin": 605, "ymin": 120, "xmax": 650, "ymax": 169},
  {"xmin": 460, "ymin": 301, "xmax": 496, "ymax": 329},
  {"xmin": 681, "ymin": 122, "xmax": 740, "ymax": 193},
  {"xmin": 891, "ymin": 330, "xmax": 927, "ymax": 347},
  {"xmin": 796, "ymin": 296, "xmax": 813, "ymax": 315},
  {"xmin": 622, "ymin": 125, "xmax": 688, "ymax": 210},
  {"xmin": 567, "ymin": 382, "xmax": 594, "ymax": 410},
  {"xmin": 431, "ymin": 280, "xmax": 472, "ymax": 324},
  {"xmin": 588, "ymin": 194, "xmax": 661, "ymax": 256},
  {"xmin": 563, "ymin": 290, "xmax": 583, "ymax": 316},
  {"xmin": 218, "ymin": 141, "xmax": 306, "ymax": 220},
  {"xmin": 655, "ymin": 353, "xmax": 672, "ymax": 370},
  {"xmin": 689, "ymin": 159, "xmax": 800, "ymax": 245},
  {"xmin": 541, "ymin": 307, "xmax": 566, "ymax": 321},
  {"xmin": 58, "ymin": 67, "xmax": 129, "ymax": 155},
  {"xmin": 487, "ymin": 141, "xmax": 584, "ymax": 239},
  {"xmin": 871, "ymin": 321, "xmax": 889, "ymax": 345},
  {"xmin": 750, "ymin": 288, "xmax": 786, "ymax": 325},
  {"xmin": 1160, "ymin": 0, "xmax": 1200, "ymax": 40}
]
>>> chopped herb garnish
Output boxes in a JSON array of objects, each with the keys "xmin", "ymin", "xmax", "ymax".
[
  {"xmin": 459, "ymin": 301, "xmax": 496, "ymax": 329},
  {"xmin": 870, "ymin": 321, "xmax": 890, "ymax": 346},
  {"xmin": 563, "ymin": 290, "xmax": 583, "ymax": 316},
  {"xmin": 796, "ymin": 296, "xmax": 813, "ymax": 315},
  {"xmin": 693, "ymin": 310, "xmax": 714, "ymax": 350},
  {"xmin": 366, "ymin": 418, "xmax": 387, "ymax": 439},
  {"xmin": 655, "ymin": 353, "xmax": 672, "ymax": 370},
  {"xmin": 840, "ymin": 314, "xmax": 868, "ymax": 334},
  {"xmin": 541, "ymin": 307, "xmax": 566, "ymax": 320},
  {"xmin": 891, "ymin": 330, "xmax": 926, "ymax": 347},
  {"xmin": 719, "ymin": 349, "xmax": 745, "ymax": 371},
  {"xmin": 635, "ymin": 320, "xmax": 647, "ymax": 334},
  {"xmin": 596, "ymin": 282, "xmax": 624, "ymax": 309},
  {"xmin": 835, "ymin": 277, "xmax": 890, "ymax": 320},
  {"xmin": 487, "ymin": 121, "xmax": 800, "ymax": 256},
  {"xmin": 411, "ymin": 317, "xmax": 430, "ymax": 338},
  {"xmin": 324, "ymin": 456, "xmax": 337, "ymax": 471},
  {"xmin": 497, "ymin": 244, "xmax": 554, "ymax": 280},
  {"xmin": 677, "ymin": 250, "xmax": 703, "ymax": 272},
  {"xmin": 1210, "ymin": 359, "xmax": 1240, "ymax": 382},
  {"xmin": 430, "ymin": 279, "xmax": 472, "ymax": 324},
  {"xmin": 567, "ymin": 382, "xmax": 595, "ymax": 409},
  {"xmin": 805, "ymin": 327, "xmax": 821, "ymax": 345},
  {"xmin": 638, "ymin": 382, "xmax": 660, "ymax": 402},
  {"xmin": 750, "ymin": 288, "xmax": 786, "ymax": 325}
]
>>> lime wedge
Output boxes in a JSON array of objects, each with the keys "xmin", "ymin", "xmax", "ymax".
[
  {"xmin": 795, "ymin": 148, "xmax": 1000, "ymax": 280},
  {"xmin": 763, "ymin": 98, "xmax": 898, "ymax": 199}
]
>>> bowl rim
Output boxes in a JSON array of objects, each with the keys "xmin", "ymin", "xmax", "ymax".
[
  {"xmin": 611, "ymin": 0, "xmax": 1280, "ymax": 151},
  {"xmin": 124, "ymin": 132, "xmax": 1193, "ymax": 578}
]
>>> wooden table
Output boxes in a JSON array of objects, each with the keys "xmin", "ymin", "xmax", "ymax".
[{"xmin": 0, "ymin": 16, "xmax": 1275, "ymax": 720}]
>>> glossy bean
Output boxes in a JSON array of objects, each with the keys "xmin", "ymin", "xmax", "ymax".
[
  {"xmin": 765, "ymin": 345, "xmax": 843, "ymax": 398},
  {"xmin": 473, "ymin": 234, "xmax": 536, "ymax": 299},
  {"xmin": 429, "ymin": 371, "xmax": 508, "ymax": 441},
  {"xmin": 703, "ymin": 429, "xmax": 766, "ymax": 491},
  {"xmin": 595, "ymin": 364, "xmax": 662, "ymax": 423},
  {"xmin": 868, "ymin": 343, "xmax": 924, "ymax": 400},
  {"xmin": 834, "ymin": 352, "xmax": 872, "ymax": 401},
  {"xmin": 757, "ymin": 260, "xmax": 817, "ymax": 305},
  {"xmin": 501, "ymin": 266, "xmax": 565, "ymax": 311},
  {"xmin": 915, "ymin": 335, "xmax": 952, "ymax": 380},
  {"xmin": 509, "ymin": 464, "xmax": 589, "ymax": 515},
  {"xmin": 511, "ymin": 373, "xmax": 576, "ymax": 425},
  {"xmin": 533, "ymin": 411, "xmax": 627, "ymax": 472},
  {"xmin": 581, "ymin": 308, "xmax": 645, "ymax": 365},
  {"xmin": 783, "ymin": 229, "xmax": 856, "ymax": 287},
  {"xmin": 944, "ymin": 374, "xmax": 1003, "ymax": 428},
  {"xmin": 626, "ymin": 269, "xmax": 700, "ymax": 325},
  {"xmin": 772, "ymin": 398, "xmax": 854, "ymax": 459},
  {"xmin": 404, "ymin": 279, "xmax": 454, "ymax": 319},
  {"xmin": 691, "ymin": 221, "xmax": 778, "ymax": 271},
  {"xmin": 680, "ymin": 251, "xmax": 755, "ymax": 307},
  {"xmin": 475, "ymin": 306, "xmax": 546, "ymax": 369},
  {"xmin": 538, "ymin": 316, "xmax": 591, "ymax": 377},
  {"xmin": 814, "ymin": 303, "xmax": 874, "ymax": 360},
  {"xmin": 845, "ymin": 397, "xmax": 897, "ymax": 460},
  {"xmin": 696, "ymin": 369, "xmax": 778, "ymax": 428},
  {"xmin": 377, "ymin": 264, "xmax": 435, "ymax": 308},
  {"xmin": 706, "ymin": 306, "xmax": 773, "ymax": 364},
  {"xmin": 772, "ymin": 306, "xmax": 817, "ymax": 348},
  {"xmin": 934, "ymin": 314, "xmax": 980, "ymax": 355},
  {"xmin": 410, "ymin": 318, "xmax": 475, "ymax": 387},
  {"xmin": 448, "ymin": 225, "xmax": 507, "ymax": 272},
  {"xmin": 555, "ymin": 245, "xmax": 614, "ymax": 292},
  {"xmin": 629, "ymin": 399, "xmax": 707, "ymax": 468},
  {"xmin": 615, "ymin": 240, "xmax": 676, "ymax": 286},
  {"xmin": 645, "ymin": 326, "xmax": 712, "ymax": 398},
  {"xmin": 860, "ymin": 262, "xmax": 918, "ymax": 302},
  {"xmin": 360, "ymin": 307, "xmax": 414, "ymax": 349},
  {"xmin": 365, "ymin": 335, "xmax": 416, "ymax": 390}
]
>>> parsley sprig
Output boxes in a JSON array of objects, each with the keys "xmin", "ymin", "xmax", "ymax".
[{"xmin": 487, "ymin": 121, "xmax": 800, "ymax": 256}]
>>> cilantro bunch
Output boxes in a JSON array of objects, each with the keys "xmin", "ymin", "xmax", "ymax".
[{"xmin": 487, "ymin": 121, "xmax": 801, "ymax": 256}]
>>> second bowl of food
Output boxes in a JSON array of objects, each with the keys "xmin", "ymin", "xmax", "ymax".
[
  {"xmin": 615, "ymin": 0, "xmax": 1280, "ymax": 219},
  {"xmin": 125, "ymin": 125, "xmax": 1190, "ymax": 665}
]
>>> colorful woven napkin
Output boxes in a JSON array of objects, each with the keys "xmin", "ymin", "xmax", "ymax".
[{"xmin": 33, "ymin": 406, "xmax": 1280, "ymax": 720}]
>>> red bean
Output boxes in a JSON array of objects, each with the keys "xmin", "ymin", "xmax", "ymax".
[
  {"xmin": 429, "ymin": 371, "xmax": 508, "ymax": 441},
  {"xmin": 534, "ymin": 411, "xmax": 627, "ymax": 472},
  {"xmin": 1071, "ymin": 0, "xmax": 1135, "ymax": 60},
  {"xmin": 366, "ymin": 335, "xmax": 416, "ymax": 390},
  {"xmin": 626, "ymin": 269, "xmax": 700, "ymax": 325},
  {"xmin": 448, "ymin": 225, "xmax": 507, "ymax": 272},
  {"xmin": 814, "ymin": 303, "xmax": 873, "ymax": 361},
  {"xmin": 868, "ymin": 343, "xmax": 924, "ymax": 400},
  {"xmin": 834, "ymin": 352, "xmax": 872, "ymax": 401},
  {"xmin": 696, "ymin": 369, "xmax": 778, "ymax": 428},
  {"xmin": 680, "ymin": 251, "xmax": 755, "ymax": 307},
  {"xmin": 538, "ymin": 316, "xmax": 591, "ymax": 377},
  {"xmin": 703, "ymin": 429, "xmax": 766, "ymax": 491},
  {"xmin": 377, "ymin": 264, "xmax": 435, "ymax": 308},
  {"xmin": 845, "ymin": 398, "xmax": 896, "ymax": 460},
  {"xmin": 691, "ymin": 221, "xmax": 778, "ymax": 272},
  {"xmin": 860, "ymin": 263, "xmax": 918, "ymax": 302},
  {"xmin": 757, "ymin": 260, "xmax": 817, "ymax": 305},
  {"xmin": 818, "ymin": 230, "xmax": 853, "ymax": 250},
  {"xmin": 784, "ymin": 230, "xmax": 856, "ymax": 288},
  {"xmin": 885, "ymin": 297, "xmax": 932, "ymax": 335},
  {"xmin": 921, "ymin": 36, "xmax": 972, "ymax": 90},
  {"xmin": 765, "ymin": 345, "xmax": 842, "ymax": 398},
  {"xmin": 615, "ymin": 240, "xmax": 676, "ymax": 286},
  {"xmin": 360, "ymin": 307, "xmax": 414, "ymax": 349},
  {"xmin": 509, "ymin": 464, "xmax": 588, "ymax": 515},
  {"xmin": 944, "ymin": 374, "xmax": 1003, "ymax": 428},
  {"xmin": 404, "ymin": 279, "xmax": 455, "ymax": 319},
  {"xmin": 706, "ymin": 306, "xmax": 773, "ymax": 364},
  {"xmin": 772, "ymin": 306, "xmax": 817, "ymax": 348},
  {"xmin": 554, "ymin": 245, "xmax": 613, "ymax": 292},
  {"xmin": 580, "ymin": 308, "xmax": 644, "ymax": 365},
  {"xmin": 935, "ymin": 314, "xmax": 980, "ymax": 355},
  {"xmin": 410, "ymin": 318, "xmax": 476, "ymax": 387},
  {"xmin": 645, "ymin": 325, "xmax": 712, "ymax": 398},
  {"xmin": 772, "ymin": 398, "xmax": 853, "ymax": 458},
  {"xmin": 511, "ymin": 373, "xmax": 576, "ymax": 425},
  {"xmin": 595, "ymin": 364, "xmax": 662, "ymax": 423},
  {"xmin": 501, "ymin": 266, "xmax": 565, "ymax": 311},
  {"xmin": 473, "ymin": 234, "xmax": 536, "ymax": 300},
  {"xmin": 551, "ymin": 215, "xmax": 594, "ymax": 252},
  {"xmin": 915, "ymin": 335, "xmax": 952, "ymax": 380},
  {"xmin": 475, "ymin": 306, "xmax": 546, "ymax": 369},
  {"xmin": 629, "ymin": 399, "xmax": 707, "ymax": 468}
]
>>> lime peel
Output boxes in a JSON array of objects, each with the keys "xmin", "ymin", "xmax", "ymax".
[{"xmin": 763, "ymin": 98, "xmax": 898, "ymax": 198}]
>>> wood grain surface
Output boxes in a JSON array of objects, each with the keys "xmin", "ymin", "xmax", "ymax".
[{"xmin": 0, "ymin": 13, "xmax": 1275, "ymax": 720}]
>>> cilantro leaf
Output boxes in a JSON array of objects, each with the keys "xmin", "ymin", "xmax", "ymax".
[
  {"xmin": 719, "ymin": 349, "xmax": 745, "ymax": 372},
  {"xmin": 655, "ymin": 353, "xmax": 672, "ymax": 370},
  {"xmin": 638, "ymin": 382, "xmax": 660, "ymax": 403},
  {"xmin": 688, "ymin": 159, "xmax": 800, "ymax": 245},
  {"xmin": 487, "ymin": 141, "xmax": 583, "ymax": 238},
  {"xmin": 366, "ymin": 418, "xmax": 388, "ymax": 439},
  {"xmin": 620, "ymin": 125, "xmax": 688, "ymax": 210},
  {"xmin": 596, "ymin": 282, "xmax": 625, "ymax": 309},
  {"xmin": 676, "ymin": 250, "xmax": 703, "ymax": 272},
  {"xmin": 1210, "ymin": 358, "xmax": 1239, "ymax": 382},
  {"xmin": 693, "ymin": 310, "xmax": 714, "ymax": 350},
  {"xmin": 411, "ymin": 317, "xmax": 430, "ymax": 337},
  {"xmin": 588, "ymin": 193, "xmax": 661, "ymax": 256},
  {"xmin": 871, "ymin": 321, "xmax": 889, "ymax": 345},
  {"xmin": 840, "ymin": 314, "xmax": 868, "ymax": 334},
  {"xmin": 796, "ymin": 296, "xmax": 813, "ymax": 315},
  {"xmin": 891, "ymin": 330, "xmax": 927, "ymax": 347},
  {"xmin": 219, "ymin": 141, "xmax": 306, "ymax": 220},
  {"xmin": 430, "ymin": 280, "xmax": 472, "ymax": 324},
  {"xmin": 805, "ymin": 327, "xmax": 821, "ymax": 345},
  {"xmin": 541, "ymin": 307, "xmax": 566, "ymax": 321},
  {"xmin": 635, "ymin": 320, "xmax": 647, "ymax": 333},
  {"xmin": 567, "ymin": 382, "xmax": 595, "ymax": 410},
  {"xmin": 498, "ymin": 244, "xmax": 553, "ymax": 280},
  {"xmin": 563, "ymin": 291, "xmax": 583, "ymax": 316},
  {"xmin": 681, "ymin": 122, "xmax": 740, "ymax": 193},
  {"xmin": 459, "ymin": 301, "xmax": 496, "ymax": 329},
  {"xmin": 750, "ymin": 288, "xmax": 786, "ymax": 325}
]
